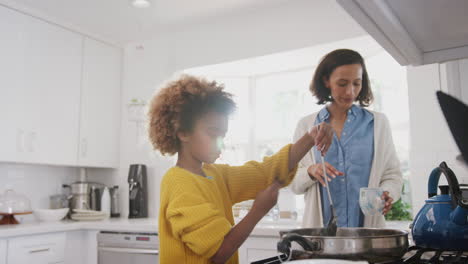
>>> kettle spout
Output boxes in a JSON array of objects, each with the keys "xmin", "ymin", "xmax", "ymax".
[{"xmin": 450, "ymin": 206, "xmax": 468, "ymax": 225}]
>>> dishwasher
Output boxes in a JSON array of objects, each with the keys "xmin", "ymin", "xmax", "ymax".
[{"xmin": 98, "ymin": 231, "xmax": 159, "ymax": 264}]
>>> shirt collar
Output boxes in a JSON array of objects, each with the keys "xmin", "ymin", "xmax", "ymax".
[
  {"xmin": 318, "ymin": 104, "xmax": 358, "ymax": 122},
  {"xmin": 348, "ymin": 104, "xmax": 358, "ymax": 117},
  {"xmin": 318, "ymin": 107, "xmax": 330, "ymax": 122}
]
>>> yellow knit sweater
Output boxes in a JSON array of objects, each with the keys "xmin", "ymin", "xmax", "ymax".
[{"xmin": 158, "ymin": 144, "xmax": 297, "ymax": 264}]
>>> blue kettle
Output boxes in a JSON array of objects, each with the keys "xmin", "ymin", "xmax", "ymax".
[{"xmin": 412, "ymin": 162, "xmax": 468, "ymax": 250}]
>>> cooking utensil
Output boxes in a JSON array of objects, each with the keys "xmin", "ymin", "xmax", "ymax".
[
  {"xmin": 277, "ymin": 228, "xmax": 408, "ymax": 263},
  {"xmin": 320, "ymin": 155, "xmax": 337, "ymax": 236},
  {"xmin": 411, "ymin": 161, "xmax": 468, "ymax": 251}
]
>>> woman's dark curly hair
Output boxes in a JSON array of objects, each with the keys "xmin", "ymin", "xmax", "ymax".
[
  {"xmin": 147, "ymin": 75, "xmax": 236, "ymax": 155},
  {"xmin": 310, "ymin": 49, "xmax": 373, "ymax": 107}
]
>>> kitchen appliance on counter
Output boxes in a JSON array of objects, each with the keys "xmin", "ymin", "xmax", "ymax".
[
  {"xmin": 109, "ymin": 186, "xmax": 120, "ymax": 218},
  {"xmin": 128, "ymin": 164, "xmax": 148, "ymax": 218},
  {"xmin": 98, "ymin": 231, "xmax": 158, "ymax": 264},
  {"xmin": 411, "ymin": 162, "xmax": 468, "ymax": 251},
  {"xmin": 63, "ymin": 181, "xmax": 105, "ymax": 211}
]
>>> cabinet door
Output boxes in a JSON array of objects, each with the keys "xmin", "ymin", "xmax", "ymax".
[
  {"xmin": 78, "ymin": 37, "xmax": 121, "ymax": 168},
  {"xmin": 0, "ymin": 5, "xmax": 28, "ymax": 163},
  {"xmin": 0, "ymin": 239, "xmax": 6, "ymax": 264},
  {"xmin": 21, "ymin": 14, "xmax": 82, "ymax": 166},
  {"xmin": 7, "ymin": 232, "xmax": 65, "ymax": 264}
]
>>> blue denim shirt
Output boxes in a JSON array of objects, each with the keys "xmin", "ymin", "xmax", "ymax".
[{"xmin": 314, "ymin": 105, "xmax": 374, "ymax": 227}]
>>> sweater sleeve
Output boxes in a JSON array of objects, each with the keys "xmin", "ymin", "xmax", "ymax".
[
  {"xmin": 378, "ymin": 114, "xmax": 403, "ymax": 202},
  {"xmin": 289, "ymin": 116, "xmax": 318, "ymax": 195},
  {"xmin": 166, "ymin": 182, "xmax": 232, "ymax": 258},
  {"xmin": 217, "ymin": 144, "xmax": 298, "ymax": 205}
]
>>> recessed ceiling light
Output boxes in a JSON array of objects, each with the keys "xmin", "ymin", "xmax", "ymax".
[{"xmin": 131, "ymin": 0, "xmax": 151, "ymax": 8}]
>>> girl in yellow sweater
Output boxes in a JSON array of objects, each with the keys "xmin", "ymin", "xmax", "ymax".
[{"xmin": 147, "ymin": 75, "xmax": 334, "ymax": 264}]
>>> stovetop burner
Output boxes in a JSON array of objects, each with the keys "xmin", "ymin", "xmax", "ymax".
[
  {"xmin": 251, "ymin": 246, "xmax": 468, "ymax": 264},
  {"xmin": 395, "ymin": 246, "xmax": 468, "ymax": 264}
]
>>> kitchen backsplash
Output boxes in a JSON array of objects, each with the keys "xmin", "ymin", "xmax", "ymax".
[{"xmin": 0, "ymin": 163, "xmax": 80, "ymax": 223}]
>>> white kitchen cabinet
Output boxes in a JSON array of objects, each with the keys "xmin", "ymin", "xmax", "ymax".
[
  {"xmin": 0, "ymin": 5, "xmax": 82, "ymax": 166},
  {"xmin": 0, "ymin": 240, "xmax": 7, "ymax": 264},
  {"xmin": 7, "ymin": 232, "xmax": 66, "ymax": 264},
  {"xmin": 239, "ymin": 236, "xmax": 279, "ymax": 264},
  {"xmin": 0, "ymin": 5, "xmax": 28, "ymax": 163},
  {"xmin": 21, "ymin": 12, "xmax": 83, "ymax": 166},
  {"xmin": 0, "ymin": 5, "xmax": 121, "ymax": 167},
  {"xmin": 64, "ymin": 230, "xmax": 98, "ymax": 264},
  {"xmin": 78, "ymin": 37, "xmax": 121, "ymax": 168}
]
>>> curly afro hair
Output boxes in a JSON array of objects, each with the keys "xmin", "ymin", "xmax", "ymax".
[{"xmin": 147, "ymin": 75, "xmax": 236, "ymax": 156}]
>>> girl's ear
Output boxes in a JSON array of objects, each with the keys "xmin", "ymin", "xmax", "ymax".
[{"xmin": 177, "ymin": 131, "xmax": 190, "ymax": 143}]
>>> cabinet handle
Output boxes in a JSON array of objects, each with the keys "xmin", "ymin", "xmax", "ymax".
[
  {"xmin": 16, "ymin": 129, "xmax": 25, "ymax": 152},
  {"xmin": 29, "ymin": 247, "xmax": 50, "ymax": 254},
  {"xmin": 81, "ymin": 138, "xmax": 87, "ymax": 158},
  {"xmin": 26, "ymin": 131, "xmax": 36, "ymax": 153}
]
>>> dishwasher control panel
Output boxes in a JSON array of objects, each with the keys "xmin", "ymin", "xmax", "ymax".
[{"xmin": 98, "ymin": 231, "xmax": 158, "ymax": 249}]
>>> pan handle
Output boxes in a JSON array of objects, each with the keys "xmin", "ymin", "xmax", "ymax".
[{"xmin": 277, "ymin": 233, "xmax": 321, "ymax": 254}]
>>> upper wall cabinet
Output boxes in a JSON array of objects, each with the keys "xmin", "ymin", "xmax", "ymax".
[
  {"xmin": 337, "ymin": 0, "xmax": 468, "ymax": 66},
  {"xmin": 78, "ymin": 38, "xmax": 121, "ymax": 168},
  {"xmin": 0, "ymin": 5, "xmax": 121, "ymax": 168},
  {"xmin": 0, "ymin": 5, "xmax": 82, "ymax": 166}
]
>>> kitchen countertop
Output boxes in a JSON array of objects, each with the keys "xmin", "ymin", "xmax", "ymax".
[
  {"xmin": 0, "ymin": 216, "xmax": 412, "ymax": 239},
  {"xmin": 0, "ymin": 217, "xmax": 158, "ymax": 238}
]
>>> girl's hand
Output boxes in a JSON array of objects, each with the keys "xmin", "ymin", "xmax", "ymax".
[
  {"xmin": 309, "ymin": 122, "xmax": 334, "ymax": 155},
  {"xmin": 250, "ymin": 181, "xmax": 281, "ymax": 217},
  {"xmin": 307, "ymin": 162, "xmax": 344, "ymax": 186}
]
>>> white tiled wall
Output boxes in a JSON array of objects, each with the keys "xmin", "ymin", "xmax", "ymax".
[{"xmin": 0, "ymin": 163, "xmax": 79, "ymax": 223}]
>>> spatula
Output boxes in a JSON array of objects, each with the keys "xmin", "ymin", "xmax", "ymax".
[{"xmin": 321, "ymin": 154, "xmax": 338, "ymax": 236}]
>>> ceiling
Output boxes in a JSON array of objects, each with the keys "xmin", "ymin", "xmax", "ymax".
[
  {"xmin": 0, "ymin": 0, "xmax": 292, "ymax": 46},
  {"xmin": 185, "ymin": 36, "xmax": 382, "ymax": 77}
]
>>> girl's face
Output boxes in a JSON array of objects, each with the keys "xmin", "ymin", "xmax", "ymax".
[
  {"xmin": 324, "ymin": 64, "xmax": 363, "ymax": 109},
  {"xmin": 179, "ymin": 111, "xmax": 228, "ymax": 164}
]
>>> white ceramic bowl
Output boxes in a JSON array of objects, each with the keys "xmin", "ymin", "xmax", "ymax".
[{"xmin": 34, "ymin": 208, "xmax": 69, "ymax": 222}]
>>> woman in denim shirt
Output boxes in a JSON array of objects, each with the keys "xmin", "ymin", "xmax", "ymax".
[{"xmin": 290, "ymin": 49, "xmax": 403, "ymax": 228}]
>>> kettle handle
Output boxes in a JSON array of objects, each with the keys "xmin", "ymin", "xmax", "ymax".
[{"xmin": 428, "ymin": 162, "xmax": 465, "ymax": 208}]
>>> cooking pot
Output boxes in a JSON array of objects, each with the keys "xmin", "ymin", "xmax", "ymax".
[{"xmin": 277, "ymin": 228, "xmax": 408, "ymax": 263}]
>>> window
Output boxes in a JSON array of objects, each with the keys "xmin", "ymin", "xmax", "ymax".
[{"xmin": 184, "ymin": 36, "xmax": 410, "ymax": 221}]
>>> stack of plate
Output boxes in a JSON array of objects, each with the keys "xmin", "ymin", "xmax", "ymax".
[{"xmin": 71, "ymin": 209, "xmax": 108, "ymax": 221}]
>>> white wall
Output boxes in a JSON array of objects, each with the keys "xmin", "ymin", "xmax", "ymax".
[
  {"xmin": 112, "ymin": 0, "xmax": 367, "ymax": 218},
  {"xmin": 407, "ymin": 62, "xmax": 468, "ymax": 216},
  {"xmin": 0, "ymin": 163, "xmax": 79, "ymax": 222}
]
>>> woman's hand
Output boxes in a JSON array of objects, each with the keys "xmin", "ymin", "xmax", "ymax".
[
  {"xmin": 381, "ymin": 191, "xmax": 394, "ymax": 215},
  {"xmin": 250, "ymin": 181, "xmax": 282, "ymax": 218},
  {"xmin": 307, "ymin": 162, "xmax": 344, "ymax": 186},
  {"xmin": 309, "ymin": 122, "xmax": 334, "ymax": 156}
]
